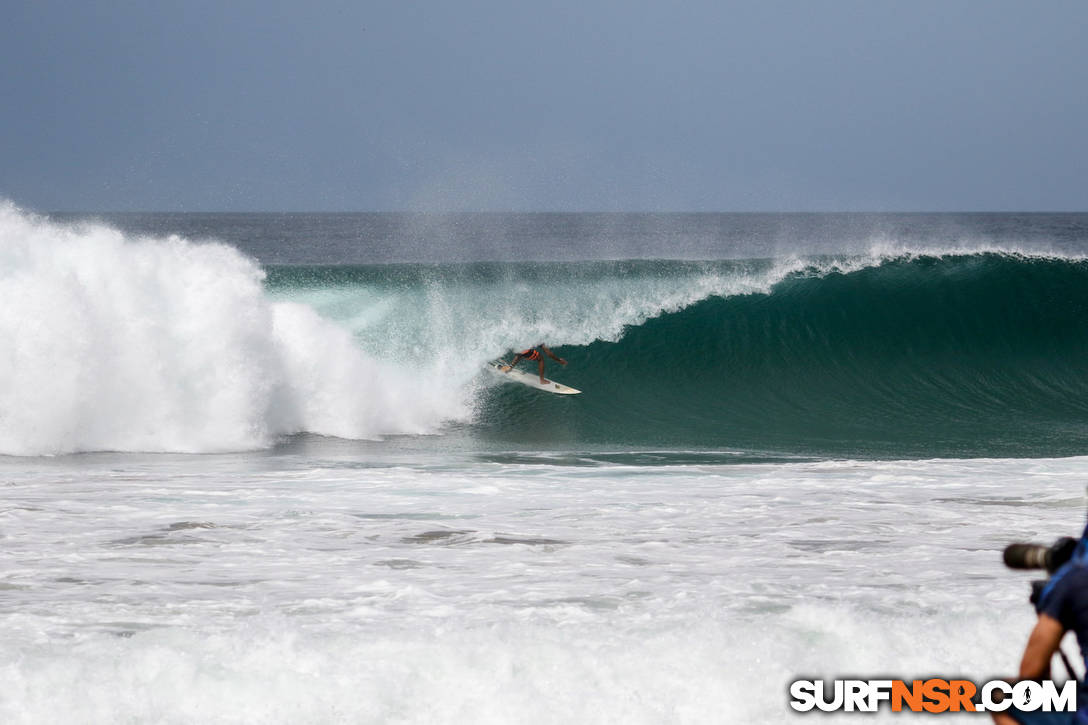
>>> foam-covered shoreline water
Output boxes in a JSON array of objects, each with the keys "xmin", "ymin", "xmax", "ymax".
[{"xmin": 0, "ymin": 452, "xmax": 1081, "ymax": 723}]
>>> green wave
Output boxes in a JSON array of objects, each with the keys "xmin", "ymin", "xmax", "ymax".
[
  {"xmin": 473, "ymin": 254, "xmax": 1088, "ymax": 457},
  {"xmin": 267, "ymin": 253, "xmax": 1088, "ymax": 458}
]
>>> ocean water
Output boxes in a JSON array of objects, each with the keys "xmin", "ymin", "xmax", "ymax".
[{"xmin": 3, "ymin": 204, "xmax": 1088, "ymax": 722}]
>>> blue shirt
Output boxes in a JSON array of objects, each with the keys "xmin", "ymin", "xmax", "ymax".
[{"xmin": 1038, "ymin": 561, "xmax": 1088, "ymax": 722}]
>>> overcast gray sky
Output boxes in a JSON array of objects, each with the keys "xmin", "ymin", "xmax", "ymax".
[{"xmin": 2, "ymin": 1, "xmax": 1086, "ymax": 212}]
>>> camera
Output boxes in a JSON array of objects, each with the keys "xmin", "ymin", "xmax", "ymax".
[{"xmin": 1003, "ymin": 537, "xmax": 1078, "ymax": 607}]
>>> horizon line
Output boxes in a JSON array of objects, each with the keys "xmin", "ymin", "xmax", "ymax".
[{"xmin": 41, "ymin": 209, "xmax": 1088, "ymax": 216}]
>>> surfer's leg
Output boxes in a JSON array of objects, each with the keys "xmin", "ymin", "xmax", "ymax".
[{"xmin": 538, "ymin": 358, "xmax": 546, "ymax": 383}]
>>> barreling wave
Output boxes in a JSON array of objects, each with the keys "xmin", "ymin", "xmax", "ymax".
[
  {"xmin": 473, "ymin": 253, "xmax": 1088, "ymax": 457},
  {"xmin": 265, "ymin": 251, "xmax": 1088, "ymax": 457},
  {"xmin": 4, "ymin": 201, "xmax": 1088, "ymax": 458}
]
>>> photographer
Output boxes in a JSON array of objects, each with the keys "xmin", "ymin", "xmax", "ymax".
[{"xmin": 998, "ymin": 530, "xmax": 1088, "ymax": 725}]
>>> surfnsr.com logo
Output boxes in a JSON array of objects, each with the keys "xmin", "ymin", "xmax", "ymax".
[{"xmin": 789, "ymin": 678, "xmax": 1076, "ymax": 713}]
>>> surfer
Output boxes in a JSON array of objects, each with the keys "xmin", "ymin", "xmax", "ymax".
[{"xmin": 501, "ymin": 344, "xmax": 567, "ymax": 384}]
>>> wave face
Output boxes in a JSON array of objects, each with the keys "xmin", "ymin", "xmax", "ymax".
[
  {"xmin": 475, "ymin": 253, "xmax": 1088, "ymax": 457},
  {"xmin": 270, "ymin": 254, "xmax": 1088, "ymax": 458},
  {"xmin": 6, "ymin": 204, "xmax": 1088, "ymax": 457}
]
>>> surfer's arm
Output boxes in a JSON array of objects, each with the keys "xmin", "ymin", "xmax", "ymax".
[{"xmin": 540, "ymin": 344, "xmax": 566, "ymax": 365}]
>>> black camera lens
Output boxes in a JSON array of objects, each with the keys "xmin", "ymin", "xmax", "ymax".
[
  {"xmin": 1004, "ymin": 543, "xmax": 1051, "ymax": 570},
  {"xmin": 1004, "ymin": 537, "xmax": 1077, "ymax": 574}
]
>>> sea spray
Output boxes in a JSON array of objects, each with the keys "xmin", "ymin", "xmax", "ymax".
[{"xmin": 0, "ymin": 204, "xmax": 464, "ymax": 455}]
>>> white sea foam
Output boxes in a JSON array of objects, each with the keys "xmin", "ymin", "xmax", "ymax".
[
  {"xmin": 0, "ymin": 452, "xmax": 1082, "ymax": 723},
  {"xmin": 0, "ymin": 204, "xmax": 464, "ymax": 455}
]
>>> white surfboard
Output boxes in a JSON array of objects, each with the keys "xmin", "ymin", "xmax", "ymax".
[{"xmin": 489, "ymin": 362, "xmax": 582, "ymax": 395}]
